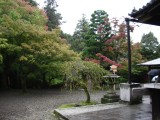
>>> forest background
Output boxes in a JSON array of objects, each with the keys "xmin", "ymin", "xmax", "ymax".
[{"xmin": 0, "ymin": 0, "xmax": 160, "ymax": 93}]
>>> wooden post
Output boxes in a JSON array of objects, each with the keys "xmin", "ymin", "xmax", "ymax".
[{"xmin": 125, "ymin": 18, "xmax": 132, "ymax": 84}]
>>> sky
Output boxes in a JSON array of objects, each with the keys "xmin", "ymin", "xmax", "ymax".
[{"xmin": 35, "ymin": 0, "xmax": 160, "ymax": 43}]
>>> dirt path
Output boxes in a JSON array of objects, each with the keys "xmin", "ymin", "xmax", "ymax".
[{"xmin": 0, "ymin": 89, "xmax": 106, "ymax": 120}]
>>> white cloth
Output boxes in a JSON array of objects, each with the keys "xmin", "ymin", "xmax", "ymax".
[{"xmin": 152, "ymin": 75, "xmax": 158, "ymax": 82}]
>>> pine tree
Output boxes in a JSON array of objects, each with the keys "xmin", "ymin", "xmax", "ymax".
[
  {"xmin": 71, "ymin": 14, "xmax": 90, "ymax": 52},
  {"xmin": 83, "ymin": 10, "xmax": 111, "ymax": 58},
  {"xmin": 27, "ymin": 0, "xmax": 38, "ymax": 6},
  {"xmin": 44, "ymin": 0, "xmax": 62, "ymax": 31},
  {"xmin": 141, "ymin": 32, "xmax": 160, "ymax": 60}
]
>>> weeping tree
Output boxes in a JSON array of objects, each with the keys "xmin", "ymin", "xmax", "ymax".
[{"xmin": 62, "ymin": 61, "xmax": 108, "ymax": 103}]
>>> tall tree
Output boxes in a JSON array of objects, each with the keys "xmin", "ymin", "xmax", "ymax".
[
  {"xmin": 44, "ymin": 0, "xmax": 62, "ymax": 31},
  {"xmin": 21, "ymin": 29, "xmax": 79, "ymax": 88},
  {"xmin": 0, "ymin": 0, "xmax": 79, "ymax": 90},
  {"xmin": 83, "ymin": 10, "xmax": 111, "ymax": 59},
  {"xmin": 140, "ymin": 32, "xmax": 160, "ymax": 60},
  {"xmin": 84, "ymin": 15, "xmax": 127, "ymax": 69},
  {"xmin": 27, "ymin": 0, "xmax": 38, "ymax": 6},
  {"xmin": 0, "ymin": 0, "xmax": 47, "ymax": 89},
  {"xmin": 103, "ymin": 18, "xmax": 127, "ymax": 62},
  {"xmin": 71, "ymin": 14, "xmax": 90, "ymax": 52}
]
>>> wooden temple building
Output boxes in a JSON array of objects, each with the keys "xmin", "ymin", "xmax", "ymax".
[
  {"xmin": 129, "ymin": 0, "xmax": 160, "ymax": 26},
  {"xmin": 127, "ymin": 0, "xmax": 160, "ymax": 120}
]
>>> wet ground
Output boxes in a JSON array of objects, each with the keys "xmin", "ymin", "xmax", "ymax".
[
  {"xmin": 66, "ymin": 103, "xmax": 151, "ymax": 120},
  {"xmin": 55, "ymin": 96, "xmax": 151, "ymax": 120},
  {"xmin": 0, "ymin": 89, "xmax": 106, "ymax": 120}
]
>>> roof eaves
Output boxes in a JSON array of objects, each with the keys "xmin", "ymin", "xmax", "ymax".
[{"xmin": 129, "ymin": 0, "xmax": 158, "ymax": 18}]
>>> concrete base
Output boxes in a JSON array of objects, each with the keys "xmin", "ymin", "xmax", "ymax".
[
  {"xmin": 54, "ymin": 103, "xmax": 126, "ymax": 120},
  {"xmin": 54, "ymin": 103, "xmax": 151, "ymax": 120},
  {"xmin": 101, "ymin": 91, "xmax": 119, "ymax": 104},
  {"xmin": 120, "ymin": 83, "xmax": 142, "ymax": 104}
]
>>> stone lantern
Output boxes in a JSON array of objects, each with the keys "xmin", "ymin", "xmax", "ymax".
[
  {"xmin": 101, "ymin": 65, "xmax": 120, "ymax": 104},
  {"xmin": 110, "ymin": 65, "xmax": 117, "ymax": 74}
]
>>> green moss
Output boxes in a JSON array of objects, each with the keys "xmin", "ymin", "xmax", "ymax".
[
  {"xmin": 79, "ymin": 101, "xmax": 97, "ymax": 106},
  {"xmin": 58, "ymin": 101, "xmax": 97, "ymax": 109},
  {"xmin": 58, "ymin": 103, "xmax": 77, "ymax": 109}
]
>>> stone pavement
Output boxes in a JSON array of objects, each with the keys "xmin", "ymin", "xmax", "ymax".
[{"xmin": 54, "ymin": 96, "xmax": 152, "ymax": 120}]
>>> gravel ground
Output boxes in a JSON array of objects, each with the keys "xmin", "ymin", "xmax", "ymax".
[{"xmin": 0, "ymin": 89, "xmax": 106, "ymax": 120}]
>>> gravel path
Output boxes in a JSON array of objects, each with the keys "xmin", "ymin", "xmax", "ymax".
[{"xmin": 0, "ymin": 89, "xmax": 106, "ymax": 120}]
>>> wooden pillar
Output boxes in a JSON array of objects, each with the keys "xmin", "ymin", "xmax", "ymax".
[
  {"xmin": 125, "ymin": 18, "xmax": 132, "ymax": 84},
  {"xmin": 150, "ymin": 89, "xmax": 160, "ymax": 120}
]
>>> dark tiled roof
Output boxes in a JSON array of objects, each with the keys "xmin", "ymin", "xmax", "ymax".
[
  {"xmin": 129, "ymin": 0, "xmax": 159, "ymax": 18},
  {"xmin": 129, "ymin": 0, "xmax": 160, "ymax": 26}
]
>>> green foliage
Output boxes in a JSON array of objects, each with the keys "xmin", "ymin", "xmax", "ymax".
[
  {"xmin": 44, "ymin": 0, "xmax": 62, "ymax": 30},
  {"xmin": 140, "ymin": 32, "xmax": 160, "ymax": 60},
  {"xmin": 62, "ymin": 61, "xmax": 108, "ymax": 88},
  {"xmin": 0, "ymin": 38, "xmax": 8, "ymax": 63},
  {"xmin": 83, "ymin": 10, "xmax": 111, "ymax": 59},
  {"xmin": 0, "ymin": 0, "xmax": 79, "ymax": 89},
  {"xmin": 27, "ymin": 0, "xmax": 38, "ymax": 6},
  {"xmin": 50, "ymin": 79, "xmax": 63, "ymax": 85},
  {"xmin": 71, "ymin": 14, "xmax": 90, "ymax": 52},
  {"xmin": 90, "ymin": 10, "xmax": 111, "ymax": 39},
  {"xmin": 0, "ymin": 0, "xmax": 47, "ymax": 26},
  {"xmin": 20, "ymin": 29, "xmax": 80, "ymax": 87},
  {"xmin": 118, "ymin": 43, "xmax": 148, "ymax": 83},
  {"xmin": 62, "ymin": 60, "xmax": 108, "ymax": 103}
]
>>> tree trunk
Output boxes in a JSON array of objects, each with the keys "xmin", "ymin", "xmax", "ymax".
[
  {"xmin": 87, "ymin": 75, "xmax": 92, "ymax": 92},
  {"xmin": 1, "ymin": 55, "xmax": 13, "ymax": 89},
  {"xmin": 83, "ymin": 86, "xmax": 90, "ymax": 103},
  {"xmin": 1, "ymin": 73, "xmax": 8, "ymax": 89},
  {"xmin": 20, "ymin": 64, "xmax": 27, "ymax": 93},
  {"xmin": 21, "ymin": 78, "xmax": 27, "ymax": 93},
  {"xmin": 1, "ymin": 67, "xmax": 10, "ymax": 89},
  {"xmin": 42, "ymin": 73, "xmax": 48, "ymax": 88}
]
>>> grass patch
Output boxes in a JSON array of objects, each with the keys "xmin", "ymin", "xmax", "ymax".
[
  {"xmin": 58, "ymin": 101, "xmax": 97, "ymax": 109},
  {"xmin": 79, "ymin": 101, "xmax": 97, "ymax": 106},
  {"xmin": 58, "ymin": 103, "xmax": 78, "ymax": 109}
]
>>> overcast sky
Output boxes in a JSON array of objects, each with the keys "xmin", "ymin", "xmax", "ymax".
[{"xmin": 35, "ymin": 0, "xmax": 160, "ymax": 43}]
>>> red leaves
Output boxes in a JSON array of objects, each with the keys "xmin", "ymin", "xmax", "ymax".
[
  {"xmin": 96, "ymin": 53, "xmax": 122, "ymax": 67},
  {"xmin": 84, "ymin": 58, "xmax": 100, "ymax": 64},
  {"xmin": 105, "ymin": 38, "xmax": 114, "ymax": 44},
  {"xmin": 105, "ymin": 32, "xmax": 126, "ymax": 44},
  {"xmin": 16, "ymin": 0, "xmax": 35, "ymax": 13}
]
